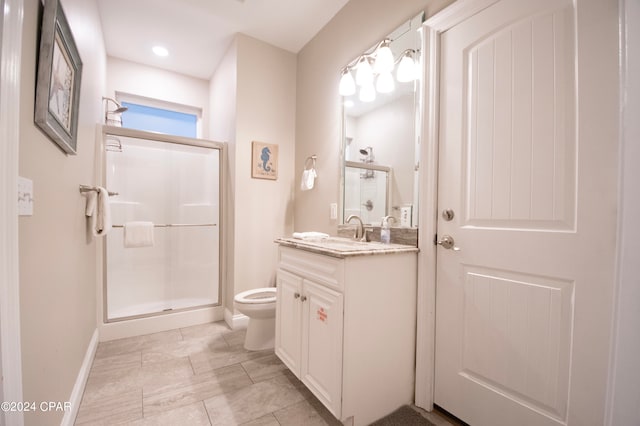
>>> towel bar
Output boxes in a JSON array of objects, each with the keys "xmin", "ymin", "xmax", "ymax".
[
  {"xmin": 112, "ymin": 224, "xmax": 217, "ymax": 228},
  {"xmin": 79, "ymin": 184, "xmax": 118, "ymax": 197}
]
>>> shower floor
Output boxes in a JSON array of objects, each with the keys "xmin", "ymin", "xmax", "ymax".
[{"xmin": 108, "ymin": 297, "xmax": 217, "ymax": 321}]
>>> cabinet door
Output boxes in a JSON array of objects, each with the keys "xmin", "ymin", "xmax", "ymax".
[
  {"xmin": 301, "ymin": 279, "xmax": 344, "ymax": 418},
  {"xmin": 275, "ymin": 269, "xmax": 303, "ymax": 377}
]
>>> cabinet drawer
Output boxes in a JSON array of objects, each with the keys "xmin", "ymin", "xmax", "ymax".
[{"xmin": 278, "ymin": 246, "xmax": 344, "ymax": 292}]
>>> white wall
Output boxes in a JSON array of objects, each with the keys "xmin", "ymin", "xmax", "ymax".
[
  {"xmin": 210, "ymin": 34, "xmax": 296, "ymax": 314},
  {"xmin": 18, "ymin": 0, "xmax": 106, "ymax": 423},
  {"xmin": 107, "ymin": 57, "xmax": 211, "ymax": 137},
  {"xmin": 209, "ymin": 39, "xmax": 238, "ymax": 311},
  {"xmin": 234, "ymin": 34, "xmax": 296, "ymax": 297},
  {"xmin": 294, "ymin": 0, "xmax": 454, "ymax": 233},
  {"xmin": 606, "ymin": 0, "xmax": 640, "ymax": 424}
]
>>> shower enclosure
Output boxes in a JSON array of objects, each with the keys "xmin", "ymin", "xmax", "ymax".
[
  {"xmin": 343, "ymin": 160, "xmax": 391, "ymax": 225},
  {"xmin": 101, "ymin": 126, "xmax": 223, "ymax": 323}
]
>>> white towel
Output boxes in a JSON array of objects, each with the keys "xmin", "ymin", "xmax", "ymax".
[
  {"xmin": 124, "ymin": 221, "xmax": 155, "ymax": 248},
  {"xmin": 292, "ymin": 231, "xmax": 329, "ymax": 241},
  {"xmin": 90, "ymin": 187, "xmax": 111, "ymax": 237},
  {"xmin": 85, "ymin": 191, "xmax": 97, "ymax": 217},
  {"xmin": 300, "ymin": 168, "xmax": 317, "ymax": 191}
]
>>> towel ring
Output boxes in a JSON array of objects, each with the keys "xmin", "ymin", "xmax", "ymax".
[{"xmin": 304, "ymin": 155, "xmax": 317, "ymax": 170}]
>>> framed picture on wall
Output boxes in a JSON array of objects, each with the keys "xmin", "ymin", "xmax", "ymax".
[
  {"xmin": 34, "ymin": 0, "xmax": 83, "ymax": 155},
  {"xmin": 251, "ymin": 141, "xmax": 278, "ymax": 180}
]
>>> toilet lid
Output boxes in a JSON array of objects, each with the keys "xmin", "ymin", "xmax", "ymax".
[{"xmin": 234, "ymin": 287, "xmax": 276, "ymax": 304}]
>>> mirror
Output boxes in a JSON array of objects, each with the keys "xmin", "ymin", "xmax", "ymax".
[{"xmin": 340, "ymin": 13, "xmax": 423, "ymax": 228}]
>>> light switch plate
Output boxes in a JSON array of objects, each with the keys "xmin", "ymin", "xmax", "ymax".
[
  {"xmin": 18, "ymin": 177, "xmax": 34, "ymax": 216},
  {"xmin": 330, "ymin": 203, "xmax": 338, "ymax": 220}
]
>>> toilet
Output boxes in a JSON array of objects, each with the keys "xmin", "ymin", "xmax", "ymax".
[{"xmin": 233, "ymin": 287, "xmax": 277, "ymax": 351}]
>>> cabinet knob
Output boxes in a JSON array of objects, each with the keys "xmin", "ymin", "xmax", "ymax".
[
  {"xmin": 294, "ymin": 292, "xmax": 301, "ymax": 299},
  {"xmin": 301, "ymin": 295, "xmax": 307, "ymax": 302}
]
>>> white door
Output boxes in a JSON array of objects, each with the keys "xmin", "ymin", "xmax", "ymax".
[{"xmin": 432, "ymin": 0, "xmax": 618, "ymax": 424}]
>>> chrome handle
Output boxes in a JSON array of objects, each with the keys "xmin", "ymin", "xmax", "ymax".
[
  {"xmin": 294, "ymin": 292, "xmax": 300, "ymax": 299},
  {"xmin": 437, "ymin": 235, "xmax": 460, "ymax": 251},
  {"xmin": 301, "ymin": 295, "xmax": 307, "ymax": 302}
]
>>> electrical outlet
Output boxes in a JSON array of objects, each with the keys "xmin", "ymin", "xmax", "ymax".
[{"xmin": 330, "ymin": 203, "xmax": 338, "ymax": 220}]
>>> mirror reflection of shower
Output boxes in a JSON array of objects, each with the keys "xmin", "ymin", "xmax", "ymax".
[
  {"xmin": 359, "ymin": 147, "xmax": 375, "ymax": 178},
  {"xmin": 103, "ymin": 97, "xmax": 128, "ymax": 127},
  {"xmin": 359, "ymin": 146, "xmax": 374, "ymax": 163}
]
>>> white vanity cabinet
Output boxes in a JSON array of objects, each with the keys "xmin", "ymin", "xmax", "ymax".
[{"xmin": 275, "ymin": 243, "xmax": 418, "ymax": 426}]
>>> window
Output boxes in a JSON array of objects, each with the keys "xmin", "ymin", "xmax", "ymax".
[{"xmin": 121, "ymin": 102, "xmax": 198, "ymax": 138}]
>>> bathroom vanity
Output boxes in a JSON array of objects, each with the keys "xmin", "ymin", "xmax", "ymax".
[{"xmin": 274, "ymin": 237, "xmax": 418, "ymax": 426}]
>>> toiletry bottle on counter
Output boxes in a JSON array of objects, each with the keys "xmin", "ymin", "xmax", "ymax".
[{"xmin": 381, "ymin": 216, "xmax": 395, "ymax": 244}]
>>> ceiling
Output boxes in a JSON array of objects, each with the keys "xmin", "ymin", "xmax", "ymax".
[{"xmin": 96, "ymin": 0, "xmax": 350, "ymax": 80}]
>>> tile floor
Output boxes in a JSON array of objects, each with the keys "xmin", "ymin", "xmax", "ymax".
[{"xmin": 75, "ymin": 321, "xmax": 459, "ymax": 425}]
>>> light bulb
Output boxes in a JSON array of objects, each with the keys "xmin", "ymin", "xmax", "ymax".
[
  {"xmin": 397, "ymin": 53, "xmax": 417, "ymax": 82},
  {"xmin": 339, "ymin": 69, "xmax": 356, "ymax": 96},
  {"xmin": 376, "ymin": 71, "xmax": 395, "ymax": 93},
  {"xmin": 359, "ymin": 83, "xmax": 376, "ymax": 102},
  {"xmin": 374, "ymin": 40, "xmax": 394, "ymax": 74},
  {"xmin": 355, "ymin": 57, "xmax": 373, "ymax": 86},
  {"xmin": 152, "ymin": 45, "xmax": 169, "ymax": 57}
]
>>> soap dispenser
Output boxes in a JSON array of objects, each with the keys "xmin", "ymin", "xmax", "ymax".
[{"xmin": 380, "ymin": 215, "xmax": 395, "ymax": 244}]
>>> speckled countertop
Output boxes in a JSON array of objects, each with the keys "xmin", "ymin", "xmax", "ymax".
[{"xmin": 275, "ymin": 236, "xmax": 419, "ymax": 259}]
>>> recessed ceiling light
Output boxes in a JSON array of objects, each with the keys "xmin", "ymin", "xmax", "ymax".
[{"xmin": 152, "ymin": 46, "xmax": 169, "ymax": 57}]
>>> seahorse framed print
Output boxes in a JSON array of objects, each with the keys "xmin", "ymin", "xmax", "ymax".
[{"xmin": 251, "ymin": 141, "xmax": 278, "ymax": 180}]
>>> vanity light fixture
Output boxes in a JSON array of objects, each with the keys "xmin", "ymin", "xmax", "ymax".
[
  {"xmin": 373, "ymin": 39, "xmax": 394, "ymax": 74},
  {"xmin": 339, "ymin": 68, "xmax": 356, "ymax": 96},
  {"xmin": 376, "ymin": 71, "xmax": 395, "ymax": 93},
  {"xmin": 339, "ymin": 40, "xmax": 418, "ymax": 97},
  {"xmin": 396, "ymin": 49, "xmax": 418, "ymax": 83},
  {"xmin": 355, "ymin": 57, "xmax": 374, "ymax": 86},
  {"xmin": 359, "ymin": 82, "xmax": 376, "ymax": 102}
]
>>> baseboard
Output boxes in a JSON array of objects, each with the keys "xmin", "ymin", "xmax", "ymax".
[
  {"xmin": 62, "ymin": 328, "xmax": 98, "ymax": 426},
  {"xmin": 224, "ymin": 307, "xmax": 249, "ymax": 330}
]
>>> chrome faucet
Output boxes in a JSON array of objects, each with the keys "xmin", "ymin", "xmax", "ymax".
[{"xmin": 345, "ymin": 214, "xmax": 366, "ymax": 241}]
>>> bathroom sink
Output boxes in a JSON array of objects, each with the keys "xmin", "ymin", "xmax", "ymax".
[
  {"xmin": 275, "ymin": 236, "xmax": 419, "ymax": 258},
  {"xmin": 320, "ymin": 237, "xmax": 398, "ymax": 250}
]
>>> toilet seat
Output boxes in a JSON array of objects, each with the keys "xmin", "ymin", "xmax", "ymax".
[{"xmin": 234, "ymin": 287, "xmax": 276, "ymax": 304}]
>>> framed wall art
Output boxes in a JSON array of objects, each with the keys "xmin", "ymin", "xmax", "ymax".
[
  {"xmin": 251, "ymin": 141, "xmax": 278, "ymax": 180},
  {"xmin": 34, "ymin": 0, "xmax": 82, "ymax": 155}
]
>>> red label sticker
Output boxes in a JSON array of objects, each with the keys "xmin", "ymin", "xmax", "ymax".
[{"xmin": 317, "ymin": 307, "xmax": 327, "ymax": 322}]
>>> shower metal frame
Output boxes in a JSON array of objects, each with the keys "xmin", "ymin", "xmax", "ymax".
[{"xmin": 99, "ymin": 125, "xmax": 226, "ymax": 323}]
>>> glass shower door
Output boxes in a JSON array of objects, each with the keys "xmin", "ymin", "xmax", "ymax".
[{"xmin": 105, "ymin": 134, "xmax": 221, "ymax": 321}]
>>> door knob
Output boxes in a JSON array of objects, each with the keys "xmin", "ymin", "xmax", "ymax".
[
  {"xmin": 294, "ymin": 292, "xmax": 300, "ymax": 299},
  {"xmin": 437, "ymin": 235, "xmax": 460, "ymax": 251},
  {"xmin": 301, "ymin": 295, "xmax": 308, "ymax": 302}
]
